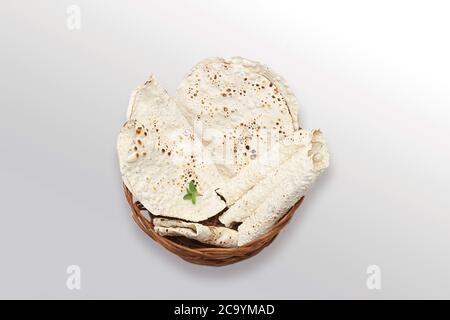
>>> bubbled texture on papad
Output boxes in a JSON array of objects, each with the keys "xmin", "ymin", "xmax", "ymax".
[
  {"xmin": 218, "ymin": 130, "xmax": 316, "ymax": 226},
  {"xmin": 118, "ymin": 77, "xmax": 226, "ymax": 222},
  {"xmin": 176, "ymin": 57, "xmax": 300, "ymax": 179},
  {"xmin": 216, "ymin": 130, "xmax": 307, "ymax": 208},
  {"xmin": 237, "ymin": 130, "xmax": 329, "ymax": 245}
]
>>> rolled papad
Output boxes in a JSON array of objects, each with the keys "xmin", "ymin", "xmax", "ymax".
[
  {"xmin": 153, "ymin": 218, "xmax": 238, "ymax": 247},
  {"xmin": 216, "ymin": 130, "xmax": 308, "ymax": 209},
  {"xmin": 237, "ymin": 130, "xmax": 329, "ymax": 245}
]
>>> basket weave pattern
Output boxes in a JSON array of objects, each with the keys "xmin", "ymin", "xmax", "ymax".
[{"xmin": 124, "ymin": 184, "xmax": 304, "ymax": 266}]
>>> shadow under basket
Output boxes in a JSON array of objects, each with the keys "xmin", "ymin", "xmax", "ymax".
[{"xmin": 124, "ymin": 184, "xmax": 304, "ymax": 266}]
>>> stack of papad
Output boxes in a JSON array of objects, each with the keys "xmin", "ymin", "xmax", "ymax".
[{"xmin": 117, "ymin": 57, "xmax": 329, "ymax": 248}]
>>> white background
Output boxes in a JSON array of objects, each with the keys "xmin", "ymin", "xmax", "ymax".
[{"xmin": 0, "ymin": 0, "xmax": 449, "ymax": 299}]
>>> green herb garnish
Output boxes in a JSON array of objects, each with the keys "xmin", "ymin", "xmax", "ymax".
[{"xmin": 183, "ymin": 180, "xmax": 198, "ymax": 205}]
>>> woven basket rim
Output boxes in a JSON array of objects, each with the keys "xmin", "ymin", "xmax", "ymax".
[{"xmin": 124, "ymin": 184, "xmax": 304, "ymax": 266}]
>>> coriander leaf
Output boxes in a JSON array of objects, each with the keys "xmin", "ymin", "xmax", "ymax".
[
  {"xmin": 188, "ymin": 180, "xmax": 197, "ymax": 193},
  {"xmin": 183, "ymin": 180, "xmax": 198, "ymax": 205},
  {"xmin": 183, "ymin": 194, "xmax": 192, "ymax": 200}
]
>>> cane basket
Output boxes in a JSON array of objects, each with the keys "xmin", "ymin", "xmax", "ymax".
[{"xmin": 124, "ymin": 184, "xmax": 304, "ymax": 266}]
